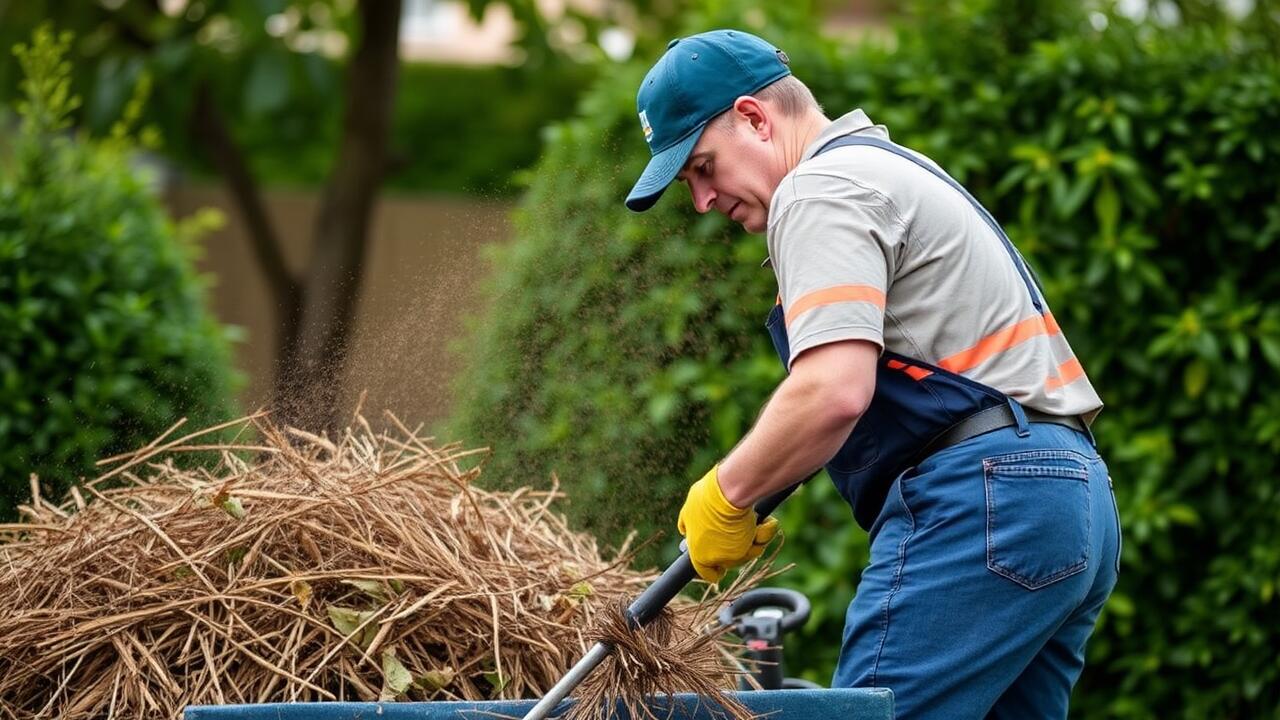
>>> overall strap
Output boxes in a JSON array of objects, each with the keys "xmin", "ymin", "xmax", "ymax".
[{"xmin": 813, "ymin": 134, "xmax": 1045, "ymax": 314}]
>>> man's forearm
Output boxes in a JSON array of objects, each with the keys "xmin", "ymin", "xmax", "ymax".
[{"xmin": 716, "ymin": 372, "xmax": 863, "ymax": 508}]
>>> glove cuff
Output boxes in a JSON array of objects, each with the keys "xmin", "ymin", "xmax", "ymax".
[{"xmin": 702, "ymin": 464, "xmax": 750, "ymax": 516}]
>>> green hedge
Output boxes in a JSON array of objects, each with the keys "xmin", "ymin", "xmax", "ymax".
[
  {"xmin": 448, "ymin": 1, "xmax": 1280, "ymax": 716},
  {"xmin": 0, "ymin": 28, "xmax": 240, "ymax": 520}
]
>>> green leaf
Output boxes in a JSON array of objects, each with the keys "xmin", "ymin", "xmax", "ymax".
[
  {"xmin": 1094, "ymin": 181, "xmax": 1119, "ymax": 242},
  {"xmin": 1258, "ymin": 335, "xmax": 1280, "ymax": 369},
  {"xmin": 1111, "ymin": 114, "xmax": 1132, "ymax": 147},
  {"xmin": 1107, "ymin": 592, "xmax": 1135, "ymax": 617},
  {"xmin": 221, "ymin": 496, "xmax": 246, "ymax": 520},
  {"xmin": 327, "ymin": 606, "xmax": 365, "ymax": 636},
  {"xmin": 1055, "ymin": 174, "xmax": 1096, "ymax": 217},
  {"xmin": 417, "ymin": 666, "xmax": 456, "ymax": 692},
  {"xmin": 380, "ymin": 650, "xmax": 414, "ymax": 700},
  {"xmin": 1165, "ymin": 504, "xmax": 1200, "ymax": 526},
  {"xmin": 327, "ymin": 606, "xmax": 378, "ymax": 649},
  {"xmin": 484, "ymin": 668, "xmax": 509, "ymax": 694},
  {"xmin": 1183, "ymin": 360, "xmax": 1208, "ymax": 399},
  {"xmin": 342, "ymin": 579, "xmax": 391, "ymax": 604},
  {"xmin": 993, "ymin": 164, "xmax": 1031, "ymax": 196}
]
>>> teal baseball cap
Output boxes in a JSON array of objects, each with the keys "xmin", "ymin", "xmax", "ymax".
[{"xmin": 625, "ymin": 29, "xmax": 792, "ymax": 212}]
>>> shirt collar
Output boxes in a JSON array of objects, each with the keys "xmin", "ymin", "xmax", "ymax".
[
  {"xmin": 763, "ymin": 109, "xmax": 887, "ymax": 270},
  {"xmin": 799, "ymin": 108, "xmax": 888, "ymax": 163}
]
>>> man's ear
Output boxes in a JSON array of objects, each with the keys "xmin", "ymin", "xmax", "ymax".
[{"xmin": 732, "ymin": 96, "xmax": 771, "ymax": 141}]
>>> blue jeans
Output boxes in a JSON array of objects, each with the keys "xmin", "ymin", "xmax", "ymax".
[{"xmin": 832, "ymin": 422, "xmax": 1121, "ymax": 719}]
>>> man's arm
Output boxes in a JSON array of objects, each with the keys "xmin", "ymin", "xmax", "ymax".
[{"xmin": 717, "ymin": 338, "xmax": 879, "ymax": 508}]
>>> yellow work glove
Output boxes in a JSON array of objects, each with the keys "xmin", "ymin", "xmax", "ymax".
[{"xmin": 677, "ymin": 465, "xmax": 779, "ymax": 583}]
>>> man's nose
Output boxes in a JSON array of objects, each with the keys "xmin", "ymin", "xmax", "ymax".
[{"xmin": 691, "ymin": 183, "xmax": 716, "ymax": 214}]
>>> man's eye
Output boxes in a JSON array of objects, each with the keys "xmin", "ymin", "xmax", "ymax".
[{"xmin": 698, "ymin": 162, "xmax": 711, "ymax": 176}]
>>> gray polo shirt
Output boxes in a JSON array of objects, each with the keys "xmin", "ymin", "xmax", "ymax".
[{"xmin": 766, "ymin": 110, "xmax": 1103, "ymax": 421}]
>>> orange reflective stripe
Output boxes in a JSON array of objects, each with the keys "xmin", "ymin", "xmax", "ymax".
[
  {"xmin": 785, "ymin": 285, "xmax": 886, "ymax": 327},
  {"xmin": 938, "ymin": 313, "xmax": 1061, "ymax": 374},
  {"xmin": 1043, "ymin": 312, "xmax": 1061, "ymax": 336},
  {"xmin": 904, "ymin": 365, "xmax": 933, "ymax": 381},
  {"xmin": 886, "ymin": 358, "xmax": 932, "ymax": 381},
  {"xmin": 1045, "ymin": 357, "xmax": 1085, "ymax": 392}
]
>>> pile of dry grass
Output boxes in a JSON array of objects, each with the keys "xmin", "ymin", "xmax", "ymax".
[{"xmin": 0, "ymin": 410, "xmax": 766, "ymax": 718}]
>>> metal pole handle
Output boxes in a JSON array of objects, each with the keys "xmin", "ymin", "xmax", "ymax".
[{"xmin": 520, "ymin": 476, "xmax": 811, "ymax": 720}]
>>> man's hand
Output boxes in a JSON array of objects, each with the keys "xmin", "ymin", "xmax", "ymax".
[{"xmin": 677, "ymin": 465, "xmax": 779, "ymax": 582}]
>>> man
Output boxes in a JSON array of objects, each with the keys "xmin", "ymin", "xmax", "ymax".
[{"xmin": 624, "ymin": 29, "xmax": 1121, "ymax": 719}]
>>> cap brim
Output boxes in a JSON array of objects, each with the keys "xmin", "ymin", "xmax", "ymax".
[{"xmin": 625, "ymin": 126, "xmax": 705, "ymax": 212}]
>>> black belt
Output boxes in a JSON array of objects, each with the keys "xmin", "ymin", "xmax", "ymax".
[{"xmin": 914, "ymin": 404, "xmax": 1089, "ymax": 465}]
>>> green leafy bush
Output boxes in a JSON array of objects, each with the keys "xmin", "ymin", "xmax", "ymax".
[
  {"xmin": 0, "ymin": 28, "xmax": 241, "ymax": 520},
  {"xmin": 448, "ymin": 1, "xmax": 1280, "ymax": 716}
]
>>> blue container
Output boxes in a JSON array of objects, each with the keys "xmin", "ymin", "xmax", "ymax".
[{"xmin": 184, "ymin": 688, "xmax": 893, "ymax": 719}]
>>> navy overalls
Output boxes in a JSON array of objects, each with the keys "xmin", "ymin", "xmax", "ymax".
[{"xmin": 766, "ymin": 135, "xmax": 1121, "ymax": 719}]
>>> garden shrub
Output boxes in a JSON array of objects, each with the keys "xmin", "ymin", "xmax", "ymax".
[{"xmin": 0, "ymin": 27, "xmax": 241, "ymax": 520}]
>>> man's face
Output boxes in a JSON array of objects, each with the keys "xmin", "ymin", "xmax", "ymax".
[{"xmin": 676, "ymin": 107, "xmax": 785, "ymax": 234}]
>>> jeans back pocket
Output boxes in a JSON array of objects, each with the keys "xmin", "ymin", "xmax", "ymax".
[{"xmin": 984, "ymin": 450, "xmax": 1091, "ymax": 590}]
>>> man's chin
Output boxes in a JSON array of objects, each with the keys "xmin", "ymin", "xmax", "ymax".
[{"xmin": 741, "ymin": 217, "xmax": 766, "ymax": 234}]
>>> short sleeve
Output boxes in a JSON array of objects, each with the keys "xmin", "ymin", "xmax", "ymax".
[{"xmin": 769, "ymin": 190, "xmax": 904, "ymax": 369}]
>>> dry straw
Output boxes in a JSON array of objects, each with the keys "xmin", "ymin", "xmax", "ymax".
[{"xmin": 0, "ymin": 409, "xmax": 769, "ymax": 719}]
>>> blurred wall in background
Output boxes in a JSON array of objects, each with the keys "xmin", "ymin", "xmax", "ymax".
[{"xmin": 167, "ymin": 184, "xmax": 512, "ymax": 427}]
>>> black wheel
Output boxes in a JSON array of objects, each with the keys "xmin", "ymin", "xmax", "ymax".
[{"xmin": 718, "ymin": 587, "xmax": 811, "ymax": 632}]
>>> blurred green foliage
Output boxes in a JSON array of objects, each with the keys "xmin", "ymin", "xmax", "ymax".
[
  {"xmin": 0, "ymin": 27, "xmax": 241, "ymax": 520},
  {"xmin": 449, "ymin": 0, "xmax": 1280, "ymax": 716},
  {"xmin": 389, "ymin": 63, "xmax": 594, "ymax": 195},
  {"xmin": 226, "ymin": 60, "xmax": 594, "ymax": 195},
  {"xmin": 112, "ymin": 56, "xmax": 592, "ymax": 194},
  {"xmin": 0, "ymin": 2, "xmax": 596, "ymax": 196},
  {"xmin": 89, "ymin": 54, "xmax": 593, "ymax": 195},
  {"xmin": 3, "ymin": 51, "xmax": 591, "ymax": 197}
]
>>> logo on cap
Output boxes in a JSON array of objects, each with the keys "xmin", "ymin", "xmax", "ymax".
[{"xmin": 639, "ymin": 110, "xmax": 653, "ymax": 144}]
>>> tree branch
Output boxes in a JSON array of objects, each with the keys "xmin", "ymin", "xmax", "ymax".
[{"xmin": 191, "ymin": 79, "xmax": 300, "ymax": 317}]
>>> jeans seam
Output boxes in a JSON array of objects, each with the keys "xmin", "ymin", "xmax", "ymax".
[
  {"xmin": 989, "ymin": 465, "xmax": 1089, "ymax": 479},
  {"xmin": 985, "ymin": 448, "xmax": 1094, "ymax": 465},
  {"xmin": 872, "ymin": 476, "xmax": 915, "ymax": 687}
]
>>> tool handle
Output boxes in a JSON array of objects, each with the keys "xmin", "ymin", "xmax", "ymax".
[
  {"xmin": 623, "ymin": 478, "xmax": 806, "ymax": 628},
  {"xmin": 522, "ymin": 477, "xmax": 812, "ymax": 719}
]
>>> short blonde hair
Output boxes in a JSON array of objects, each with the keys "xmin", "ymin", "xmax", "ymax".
[
  {"xmin": 754, "ymin": 75, "xmax": 824, "ymax": 116},
  {"xmin": 710, "ymin": 75, "xmax": 823, "ymax": 132}
]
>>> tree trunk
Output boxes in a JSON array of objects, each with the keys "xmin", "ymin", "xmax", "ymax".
[
  {"xmin": 273, "ymin": 0, "xmax": 403, "ymax": 433},
  {"xmin": 191, "ymin": 80, "xmax": 304, "ymax": 391}
]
